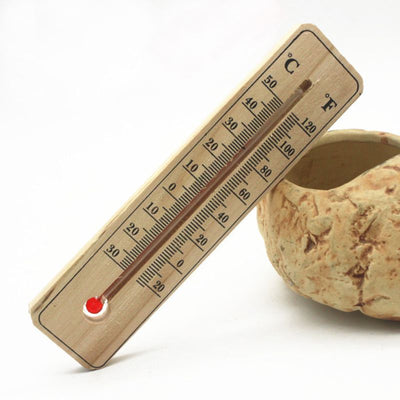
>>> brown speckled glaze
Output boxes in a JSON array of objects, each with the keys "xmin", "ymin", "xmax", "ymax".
[{"xmin": 257, "ymin": 130, "xmax": 400, "ymax": 320}]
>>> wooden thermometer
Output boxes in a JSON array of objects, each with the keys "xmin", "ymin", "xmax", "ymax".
[{"xmin": 30, "ymin": 24, "xmax": 363, "ymax": 369}]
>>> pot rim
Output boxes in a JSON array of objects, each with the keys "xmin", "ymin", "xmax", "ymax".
[
  {"xmin": 316, "ymin": 129, "xmax": 400, "ymax": 147},
  {"xmin": 283, "ymin": 129, "xmax": 400, "ymax": 192}
]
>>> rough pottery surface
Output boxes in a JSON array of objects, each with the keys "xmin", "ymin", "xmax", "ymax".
[{"xmin": 257, "ymin": 130, "xmax": 400, "ymax": 320}]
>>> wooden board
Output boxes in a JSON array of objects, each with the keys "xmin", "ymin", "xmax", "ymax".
[{"xmin": 30, "ymin": 24, "xmax": 363, "ymax": 369}]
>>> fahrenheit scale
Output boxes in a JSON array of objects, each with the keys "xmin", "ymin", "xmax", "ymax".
[{"xmin": 30, "ymin": 24, "xmax": 362, "ymax": 369}]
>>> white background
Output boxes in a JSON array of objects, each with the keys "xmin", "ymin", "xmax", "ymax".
[{"xmin": 1, "ymin": 1, "xmax": 400, "ymax": 399}]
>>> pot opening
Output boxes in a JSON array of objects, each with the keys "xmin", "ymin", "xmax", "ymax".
[{"xmin": 285, "ymin": 139, "xmax": 400, "ymax": 190}]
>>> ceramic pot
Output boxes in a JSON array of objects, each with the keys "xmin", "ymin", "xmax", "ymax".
[{"xmin": 257, "ymin": 130, "xmax": 400, "ymax": 320}]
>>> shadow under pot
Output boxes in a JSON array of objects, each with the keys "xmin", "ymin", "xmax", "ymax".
[{"xmin": 257, "ymin": 129, "xmax": 400, "ymax": 320}]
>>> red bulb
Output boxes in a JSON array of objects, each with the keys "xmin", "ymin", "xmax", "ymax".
[{"xmin": 85, "ymin": 297, "xmax": 103, "ymax": 314}]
